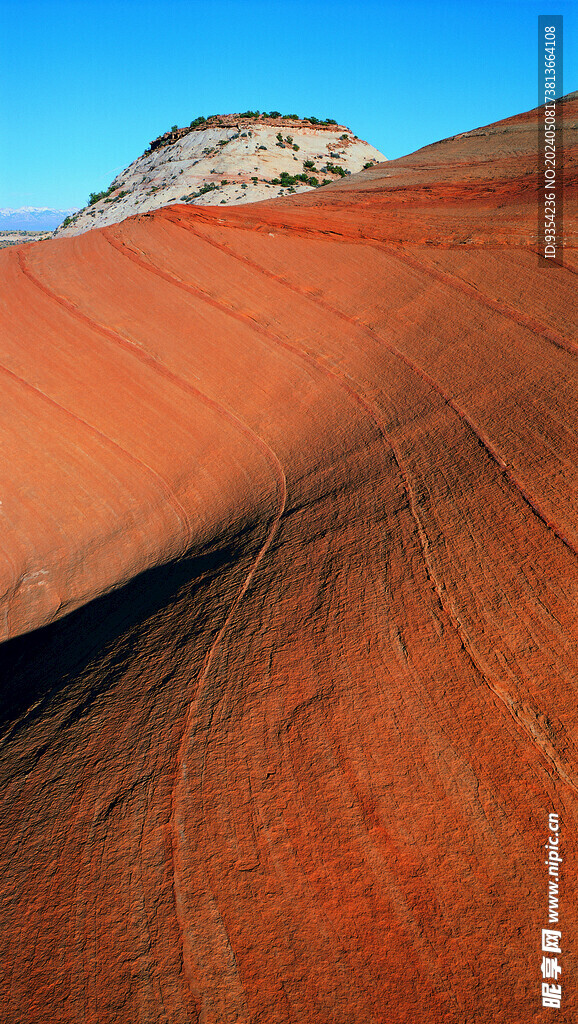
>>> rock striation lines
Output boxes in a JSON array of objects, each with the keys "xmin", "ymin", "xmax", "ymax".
[{"xmin": 0, "ymin": 96, "xmax": 576, "ymax": 1023}]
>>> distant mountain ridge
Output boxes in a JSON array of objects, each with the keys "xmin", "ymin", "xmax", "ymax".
[
  {"xmin": 55, "ymin": 111, "xmax": 386, "ymax": 237},
  {"xmin": 0, "ymin": 207, "xmax": 78, "ymax": 231}
]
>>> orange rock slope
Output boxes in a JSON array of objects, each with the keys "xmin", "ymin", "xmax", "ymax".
[{"xmin": 0, "ymin": 96, "xmax": 576, "ymax": 1023}]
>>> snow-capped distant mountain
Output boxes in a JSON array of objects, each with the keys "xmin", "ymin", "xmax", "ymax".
[{"xmin": 0, "ymin": 207, "xmax": 78, "ymax": 231}]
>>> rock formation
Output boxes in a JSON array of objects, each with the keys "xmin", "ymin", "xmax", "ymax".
[
  {"xmin": 0, "ymin": 94, "xmax": 576, "ymax": 1023},
  {"xmin": 55, "ymin": 112, "xmax": 386, "ymax": 237}
]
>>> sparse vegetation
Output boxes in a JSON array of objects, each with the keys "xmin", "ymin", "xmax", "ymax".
[
  {"xmin": 88, "ymin": 184, "xmax": 116, "ymax": 205},
  {"xmin": 303, "ymin": 160, "xmax": 316, "ymax": 170},
  {"xmin": 303, "ymin": 115, "xmax": 338, "ymax": 126},
  {"xmin": 325, "ymin": 163, "xmax": 348, "ymax": 177},
  {"xmin": 180, "ymin": 182, "xmax": 220, "ymax": 202},
  {"xmin": 363, "ymin": 161, "xmax": 375, "ymax": 169},
  {"xmin": 271, "ymin": 171, "xmax": 321, "ymax": 188},
  {"xmin": 61, "ymin": 216, "xmax": 73, "ymax": 228},
  {"xmin": 239, "ymin": 109, "xmax": 260, "ymax": 118},
  {"xmin": 171, "ymin": 124, "xmax": 178, "ymax": 132},
  {"xmin": 189, "ymin": 116, "xmax": 206, "ymax": 127}
]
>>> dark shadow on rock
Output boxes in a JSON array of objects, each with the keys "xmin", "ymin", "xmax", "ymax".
[{"xmin": 0, "ymin": 545, "xmax": 236, "ymax": 734}]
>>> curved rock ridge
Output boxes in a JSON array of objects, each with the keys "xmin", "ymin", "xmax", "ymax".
[
  {"xmin": 55, "ymin": 114, "xmax": 386, "ymax": 237},
  {"xmin": 0, "ymin": 95, "xmax": 576, "ymax": 1023}
]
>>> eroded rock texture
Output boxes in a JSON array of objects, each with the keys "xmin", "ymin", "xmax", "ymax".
[{"xmin": 0, "ymin": 97, "xmax": 577, "ymax": 1023}]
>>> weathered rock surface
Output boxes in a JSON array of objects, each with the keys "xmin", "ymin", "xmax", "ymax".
[
  {"xmin": 55, "ymin": 113, "xmax": 385, "ymax": 237},
  {"xmin": 0, "ymin": 95, "xmax": 577, "ymax": 1023}
]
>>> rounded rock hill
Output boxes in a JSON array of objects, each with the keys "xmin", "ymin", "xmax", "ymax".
[{"xmin": 55, "ymin": 111, "xmax": 387, "ymax": 236}]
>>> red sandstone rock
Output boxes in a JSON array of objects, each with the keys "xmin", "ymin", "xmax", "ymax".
[{"xmin": 0, "ymin": 97, "xmax": 576, "ymax": 1023}]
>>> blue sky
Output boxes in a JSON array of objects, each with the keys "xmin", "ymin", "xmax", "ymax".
[{"xmin": 0, "ymin": 0, "xmax": 575, "ymax": 209}]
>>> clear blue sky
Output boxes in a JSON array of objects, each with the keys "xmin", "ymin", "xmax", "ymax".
[{"xmin": 0, "ymin": 0, "xmax": 575, "ymax": 209}]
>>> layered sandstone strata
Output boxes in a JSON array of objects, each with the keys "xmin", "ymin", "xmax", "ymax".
[{"xmin": 0, "ymin": 95, "xmax": 576, "ymax": 1023}]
